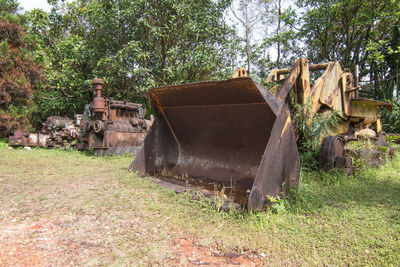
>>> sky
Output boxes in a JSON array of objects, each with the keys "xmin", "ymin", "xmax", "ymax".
[{"xmin": 18, "ymin": 0, "xmax": 51, "ymax": 12}]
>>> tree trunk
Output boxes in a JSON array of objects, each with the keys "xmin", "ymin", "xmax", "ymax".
[
  {"xmin": 396, "ymin": 59, "xmax": 399, "ymax": 100},
  {"xmin": 245, "ymin": 0, "xmax": 251, "ymax": 74},
  {"xmin": 276, "ymin": 0, "xmax": 281, "ymax": 68}
]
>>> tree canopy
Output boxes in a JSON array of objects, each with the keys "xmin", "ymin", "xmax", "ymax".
[
  {"xmin": 297, "ymin": 0, "xmax": 400, "ymax": 100},
  {"xmin": 0, "ymin": 0, "xmax": 43, "ymax": 136},
  {"xmin": 28, "ymin": 0, "xmax": 239, "ymax": 120},
  {"xmin": 0, "ymin": 0, "xmax": 399, "ymax": 135}
]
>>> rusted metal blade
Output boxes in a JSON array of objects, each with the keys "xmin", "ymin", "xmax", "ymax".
[{"xmin": 131, "ymin": 78, "xmax": 300, "ymax": 210}]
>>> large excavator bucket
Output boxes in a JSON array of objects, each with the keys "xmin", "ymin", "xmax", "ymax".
[{"xmin": 130, "ymin": 77, "xmax": 300, "ymax": 210}]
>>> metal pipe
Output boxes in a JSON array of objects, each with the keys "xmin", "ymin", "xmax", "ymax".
[
  {"xmin": 309, "ymin": 63, "xmax": 330, "ymax": 71},
  {"xmin": 276, "ymin": 62, "xmax": 330, "ymax": 75},
  {"xmin": 354, "ymin": 65, "xmax": 359, "ymax": 99},
  {"xmin": 276, "ymin": 68, "xmax": 291, "ymax": 75},
  {"xmin": 355, "ymin": 65, "xmax": 359, "ymax": 87},
  {"xmin": 92, "ymin": 78, "xmax": 104, "ymax": 97},
  {"xmin": 92, "ymin": 78, "xmax": 105, "ymax": 113}
]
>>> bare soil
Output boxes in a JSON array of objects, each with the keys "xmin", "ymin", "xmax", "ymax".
[
  {"xmin": 0, "ymin": 220, "xmax": 261, "ymax": 266},
  {"xmin": 0, "ymin": 149, "xmax": 263, "ymax": 266}
]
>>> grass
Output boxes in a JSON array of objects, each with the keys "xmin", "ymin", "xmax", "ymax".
[{"xmin": 0, "ymin": 140, "xmax": 399, "ymax": 265}]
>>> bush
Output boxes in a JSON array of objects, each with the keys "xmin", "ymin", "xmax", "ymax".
[
  {"xmin": 292, "ymin": 101, "xmax": 344, "ymax": 170},
  {"xmin": 381, "ymin": 100, "xmax": 400, "ymax": 133},
  {"xmin": 0, "ymin": 0, "xmax": 43, "ymax": 136}
]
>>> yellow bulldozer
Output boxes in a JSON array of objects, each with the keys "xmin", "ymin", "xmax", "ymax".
[{"xmin": 130, "ymin": 58, "xmax": 392, "ymax": 210}]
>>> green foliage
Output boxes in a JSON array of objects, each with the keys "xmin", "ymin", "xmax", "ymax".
[
  {"xmin": 0, "ymin": 0, "xmax": 20, "ymax": 21},
  {"xmin": 296, "ymin": 0, "xmax": 400, "ymax": 101},
  {"xmin": 385, "ymin": 134, "xmax": 400, "ymax": 144},
  {"xmin": 292, "ymin": 101, "xmax": 344, "ymax": 169},
  {"xmin": 261, "ymin": 6, "xmax": 300, "ymax": 64},
  {"xmin": 0, "ymin": 137, "xmax": 7, "ymax": 149},
  {"xmin": 183, "ymin": 189, "xmax": 243, "ymax": 215},
  {"xmin": 26, "ymin": 0, "xmax": 239, "ymax": 121},
  {"xmin": 381, "ymin": 100, "xmax": 400, "ymax": 133},
  {"xmin": 265, "ymin": 195, "xmax": 287, "ymax": 214},
  {"xmin": 0, "ymin": 0, "xmax": 44, "ymax": 136},
  {"xmin": 253, "ymin": 1, "xmax": 302, "ymax": 80},
  {"xmin": 319, "ymin": 168, "xmax": 346, "ymax": 185}
]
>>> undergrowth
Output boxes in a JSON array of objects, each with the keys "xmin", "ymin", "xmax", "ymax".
[
  {"xmin": 381, "ymin": 99, "xmax": 400, "ymax": 133},
  {"xmin": 0, "ymin": 137, "xmax": 8, "ymax": 149},
  {"xmin": 292, "ymin": 101, "xmax": 344, "ymax": 170}
]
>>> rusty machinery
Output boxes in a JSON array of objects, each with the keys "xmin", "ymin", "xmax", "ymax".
[
  {"xmin": 76, "ymin": 78, "xmax": 152, "ymax": 155},
  {"xmin": 265, "ymin": 58, "xmax": 392, "ymax": 173},
  {"xmin": 8, "ymin": 78, "xmax": 152, "ymax": 154},
  {"xmin": 8, "ymin": 116, "xmax": 79, "ymax": 148},
  {"xmin": 8, "ymin": 131, "xmax": 49, "ymax": 147},
  {"xmin": 44, "ymin": 116, "xmax": 81, "ymax": 147},
  {"xmin": 130, "ymin": 58, "xmax": 393, "ymax": 210}
]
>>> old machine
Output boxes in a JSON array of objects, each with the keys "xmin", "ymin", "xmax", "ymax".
[
  {"xmin": 8, "ymin": 78, "xmax": 152, "ymax": 154},
  {"xmin": 8, "ymin": 116, "xmax": 80, "ymax": 148},
  {"xmin": 130, "ymin": 58, "xmax": 392, "ymax": 210},
  {"xmin": 76, "ymin": 78, "xmax": 152, "ymax": 155}
]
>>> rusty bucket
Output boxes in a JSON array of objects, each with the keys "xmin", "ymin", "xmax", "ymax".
[{"xmin": 130, "ymin": 77, "xmax": 300, "ymax": 210}]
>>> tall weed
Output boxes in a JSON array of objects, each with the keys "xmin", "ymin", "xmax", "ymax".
[{"xmin": 292, "ymin": 101, "xmax": 344, "ymax": 170}]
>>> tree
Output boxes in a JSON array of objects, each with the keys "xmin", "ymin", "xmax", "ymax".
[
  {"xmin": 230, "ymin": 0, "xmax": 258, "ymax": 74},
  {"xmin": 235, "ymin": 0, "xmax": 270, "ymax": 79},
  {"xmin": 275, "ymin": 0, "xmax": 281, "ymax": 68},
  {"xmin": 0, "ymin": 0, "xmax": 43, "ymax": 136},
  {"xmin": 28, "ymin": 0, "xmax": 239, "ymax": 120},
  {"xmin": 296, "ymin": 0, "xmax": 400, "ymax": 100},
  {"xmin": 252, "ymin": 0, "xmax": 300, "ymax": 80}
]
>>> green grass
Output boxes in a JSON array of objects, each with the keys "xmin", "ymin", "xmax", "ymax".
[{"xmin": 0, "ymin": 140, "xmax": 399, "ymax": 265}]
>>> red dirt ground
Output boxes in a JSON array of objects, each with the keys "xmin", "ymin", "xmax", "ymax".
[
  {"xmin": 168, "ymin": 238, "xmax": 263, "ymax": 266},
  {"xmin": 0, "ymin": 220, "xmax": 263, "ymax": 266}
]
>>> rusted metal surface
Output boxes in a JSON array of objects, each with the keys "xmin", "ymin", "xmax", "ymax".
[
  {"xmin": 8, "ymin": 131, "xmax": 48, "ymax": 147},
  {"xmin": 130, "ymin": 58, "xmax": 395, "ymax": 210},
  {"xmin": 268, "ymin": 58, "xmax": 392, "ymax": 125},
  {"xmin": 77, "ymin": 78, "xmax": 152, "ymax": 154},
  {"xmin": 268, "ymin": 58, "xmax": 393, "ymax": 173},
  {"xmin": 294, "ymin": 58, "xmax": 311, "ymax": 106},
  {"xmin": 315, "ymin": 62, "xmax": 344, "ymax": 111},
  {"xmin": 43, "ymin": 116, "xmax": 80, "ymax": 147},
  {"xmin": 9, "ymin": 78, "xmax": 151, "ymax": 154},
  {"xmin": 8, "ymin": 116, "xmax": 78, "ymax": 148},
  {"xmin": 320, "ymin": 136, "xmax": 354, "ymax": 176},
  {"xmin": 232, "ymin": 67, "xmax": 247, "ymax": 78},
  {"xmin": 277, "ymin": 58, "xmax": 302, "ymax": 101},
  {"xmin": 350, "ymin": 98, "xmax": 392, "ymax": 122},
  {"xmin": 131, "ymin": 77, "xmax": 300, "ymax": 210},
  {"xmin": 319, "ymin": 136, "xmax": 345, "ymax": 171},
  {"xmin": 270, "ymin": 62, "xmax": 330, "ymax": 77}
]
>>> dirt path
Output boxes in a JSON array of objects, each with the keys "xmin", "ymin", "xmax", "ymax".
[
  {"xmin": 0, "ymin": 150, "xmax": 263, "ymax": 266},
  {"xmin": 0, "ymin": 218, "xmax": 262, "ymax": 266},
  {"xmin": 0, "ymin": 220, "xmax": 262, "ymax": 266}
]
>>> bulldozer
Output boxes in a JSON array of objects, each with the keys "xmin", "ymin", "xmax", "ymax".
[{"xmin": 130, "ymin": 58, "xmax": 392, "ymax": 210}]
